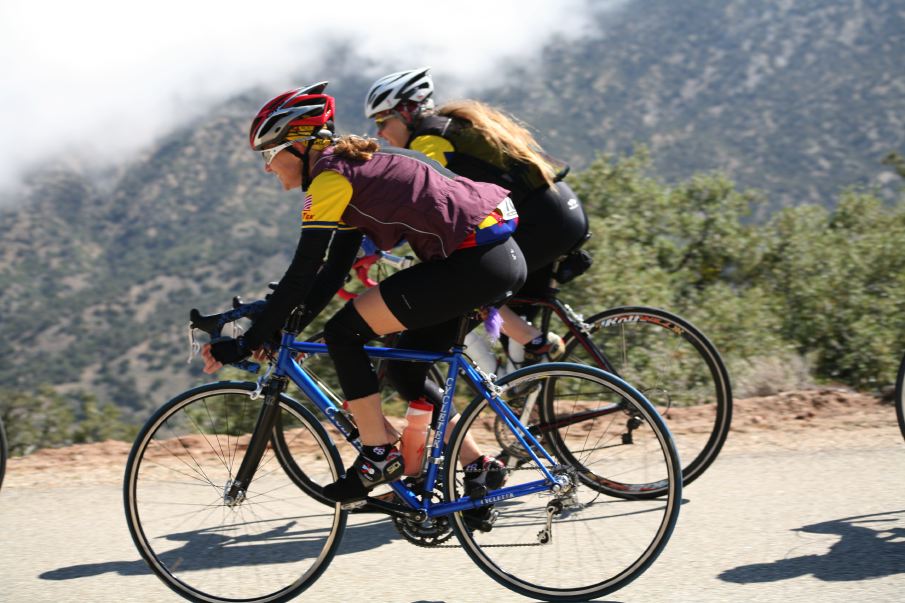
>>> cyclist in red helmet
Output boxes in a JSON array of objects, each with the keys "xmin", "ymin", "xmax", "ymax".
[
  {"xmin": 201, "ymin": 82, "xmax": 526, "ymax": 505},
  {"xmin": 365, "ymin": 67, "xmax": 591, "ymax": 363}
]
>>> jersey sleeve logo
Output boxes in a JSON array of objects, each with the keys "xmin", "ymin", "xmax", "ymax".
[{"xmin": 302, "ymin": 170, "xmax": 354, "ymax": 229}]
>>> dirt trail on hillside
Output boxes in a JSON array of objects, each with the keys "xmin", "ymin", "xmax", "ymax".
[{"xmin": 5, "ymin": 388, "xmax": 900, "ymax": 488}]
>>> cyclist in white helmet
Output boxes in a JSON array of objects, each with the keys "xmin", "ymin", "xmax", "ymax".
[{"xmin": 365, "ymin": 67, "xmax": 591, "ymax": 364}]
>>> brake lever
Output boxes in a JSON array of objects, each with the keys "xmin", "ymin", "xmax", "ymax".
[{"xmin": 187, "ymin": 325, "xmax": 201, "ymax": 364}]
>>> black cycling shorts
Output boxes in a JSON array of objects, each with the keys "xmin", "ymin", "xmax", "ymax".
[
  {"xmin": 380, "ymin": 236, "xmax": 526, "ymax": 402},
  {"xmin": 513, "ymin": 180, "xmax": 589, "ymax": 297},
  {"xmin": 379, "ymin": 236, "xmax": 526, "ymax": 330}
]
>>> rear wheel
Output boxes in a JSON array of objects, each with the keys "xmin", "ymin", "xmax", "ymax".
[
  {"xmin": 445, "ymin": 363, "xmax": 681, "ymax": 601},
  {"xmin": 559, "ymin": 306, "xmax": 731, "ymax": 494},
  {"xmin": 124, "ymin": 381, "xmax": 345, "ymax": 603}
]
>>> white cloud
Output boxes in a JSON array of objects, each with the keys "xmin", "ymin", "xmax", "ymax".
[{"xmin": 0, "ymin": 0, "xmax": 624, "ymax": 194}]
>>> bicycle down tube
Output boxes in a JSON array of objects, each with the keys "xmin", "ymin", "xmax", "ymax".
[{"xmin": 281, "ymin": 335, "xmax": 564, "ymax": 517}]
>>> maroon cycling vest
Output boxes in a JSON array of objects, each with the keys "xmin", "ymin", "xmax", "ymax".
[{"xmin": 310, "ymin": 146, "xmax": 510, "ymax": 261}]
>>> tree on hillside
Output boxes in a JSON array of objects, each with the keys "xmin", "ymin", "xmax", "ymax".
[
  {"xmin": 0, "ymin": 386, "xmax": 74, "ymax": 456},
  {"xmin": 0, "ymin": 387, "xmax": 136, "ymax": 456},
  {"xmin": 560, "ymin": 148, "xmax": 905, "ymax": 394}
]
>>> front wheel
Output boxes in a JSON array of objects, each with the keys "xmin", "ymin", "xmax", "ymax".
[
  {"xmin": 124, "ymin": 381, "xmax": 346, "ymax": 603},
  {"xmin": 559, "ymin": 306, "xmax": 732, "ymax": 494},
  {"xmin": 444, "ymin": 363, "xmax": 681, "ymax": 601},
  {"xmin": 894, "ymin": 353, "xmax": 905, "ymax": 442}
]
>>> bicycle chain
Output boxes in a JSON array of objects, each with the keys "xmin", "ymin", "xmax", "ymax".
[
  {"xmin": 426, "ymin": 468, "xmax": 577, "ymax": 549},
  {"xmin": 433, "ymin": 541, "xmax": 554, "ymax": 548}
]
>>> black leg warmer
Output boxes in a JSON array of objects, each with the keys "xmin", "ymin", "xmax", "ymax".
[{"xmin": 323, "ymin": 302, "xmax": 381, "ymax": 400}]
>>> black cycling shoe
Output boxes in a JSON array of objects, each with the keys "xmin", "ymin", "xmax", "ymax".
[
  {"xmin": 461, "ymin": 456, "xmax": 509, "ymax": 532},
  {"xmin": 323, "ymin": 446, "xmax": 404, "ymax": 504},
  {"xmin": 522, "ymin": 332, "xmax": 565, "ymax": 364},
  {"xmin": 463, "ymin": 506, "xmax": 500, "ymax": 532}
]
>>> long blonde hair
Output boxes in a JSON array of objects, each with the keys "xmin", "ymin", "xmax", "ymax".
[
  {"xmin": 436, "ymin": 100, "xmax": 556, "ymax": 186},
  {"xmin": 331, "ymin": 135, "xmax": 380, "ymax": 161}
]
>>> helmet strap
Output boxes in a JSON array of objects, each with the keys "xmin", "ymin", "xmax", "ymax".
[
  {"xmin": 286, "ymin": 143, "xmax": 315, "ymax": 191},
  {"xmin": 395, "ymin": 107, "xmax": 417, "ymax": 132}
]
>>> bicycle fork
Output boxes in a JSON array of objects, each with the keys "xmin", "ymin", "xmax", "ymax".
[{"xmin": 223, "ymin": 376, "xmax": 288, "ymax": 506}]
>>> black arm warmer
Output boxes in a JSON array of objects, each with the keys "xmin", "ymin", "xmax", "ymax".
[
  {"xmin": 294, "ymin": 229, "xmax": 363, "ymax": 330},
  {"xmin": 244, "ymin": 229, "xmax": 360, "ymax": 348}
]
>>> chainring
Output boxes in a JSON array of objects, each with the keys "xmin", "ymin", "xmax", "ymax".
[{"xmin": 391, "ymin": 481, "xmax": 454, "ymax": 547}]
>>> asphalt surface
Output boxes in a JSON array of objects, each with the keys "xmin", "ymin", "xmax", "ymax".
[{"xmin": 1, "ymin": 428, "xmax": 903, "ymax": 603}]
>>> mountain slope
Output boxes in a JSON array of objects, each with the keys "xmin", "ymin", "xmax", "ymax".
[{"xmin": 482, "ymin": 0, "xmax": 905, "ymax": 213}]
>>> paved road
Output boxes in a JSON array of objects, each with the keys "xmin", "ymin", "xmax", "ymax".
[{"xmin": 1, "ymin": 428, "xmax": 903, "ymax": 603}]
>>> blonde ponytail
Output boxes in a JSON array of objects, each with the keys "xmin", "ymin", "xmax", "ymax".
[
  {"xmin": 436, "ymin": 100, "xmax": 556, "ymax": 186},
  {"xmin": 332, "ymin": 135, "xmax": 380, "ymax": 161}
]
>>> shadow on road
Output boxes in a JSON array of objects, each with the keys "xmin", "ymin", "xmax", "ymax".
[
  {"xmin": 719, "ymin": 510, "xmax": 905, "ymax": 583},
  {"xmin": 38, "ymin": 516, "xmax": 399, "ymax": 581}
]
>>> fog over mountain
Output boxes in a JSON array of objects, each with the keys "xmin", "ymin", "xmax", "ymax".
[
  {"xmin": 0, "ymin": 0, "xmax": 615, "ymax": 196},
  {"xmin": 480, "ymin": 0, "xmax": 905, "ymax": 212}
]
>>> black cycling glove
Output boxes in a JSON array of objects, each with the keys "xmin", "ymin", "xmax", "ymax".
[{"xmin": 210, "ymin": 337, "xmax": 251, "ymax": 365}]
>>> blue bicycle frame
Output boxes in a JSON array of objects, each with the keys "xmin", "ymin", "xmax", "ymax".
[{"xmin": 272, "ymin": 330, "xmax": 564, "ymax": 518}]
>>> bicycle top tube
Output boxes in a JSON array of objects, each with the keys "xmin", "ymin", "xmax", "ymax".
[
  {"xmin": 275, "ymin": 333, "xmax": 561, "ymax": 509},
  {"xmin": 287, "ymin": 339, "xmax": 452, "ymax": 364}
]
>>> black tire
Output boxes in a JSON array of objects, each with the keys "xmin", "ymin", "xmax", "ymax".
[
  {"xmin": 124, "ymin": 381, "xmax": 346, "ymax": 603},
  {"xmin": 444, "ymin": 363, "xmax": 682, "ymax": 601},
  {"xmin": 894, "ymin": 353, "xmax": 905, "ymax": 442},
  {"xmin": 558, "ymin": 306, "xmax": 731, "ymax": 494},
  {"xmin": 0, "ymin": 417, "xmax": 7, "ymax": 493}
]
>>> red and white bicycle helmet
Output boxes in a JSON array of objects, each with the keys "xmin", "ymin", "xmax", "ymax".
[
  {"xmin": 249, "ymin": 81, "xmax": 335, "ymax": 152},
  {"xmin": 364, "ymin": 67, "xmax": 434, "ymax": 120}
]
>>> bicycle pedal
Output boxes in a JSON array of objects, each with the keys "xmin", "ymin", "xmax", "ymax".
[
  {"xmin": 473, "ymin": 509, "xmax": 499, "ymax": 533},
  {"xmin": 468, "ymin": 485, "xmax": 488, "ymax": 500},
  {"xmin": 340, "ymin": 499, "xmax": 368, "ymax": 511}
]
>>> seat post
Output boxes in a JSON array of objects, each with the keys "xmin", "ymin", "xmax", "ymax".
[{"xmin": 453, "ymin": 313, "xmax": 478, "ymax": 348}]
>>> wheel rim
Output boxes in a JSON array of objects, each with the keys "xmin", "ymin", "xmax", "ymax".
[
  {"xmin": 562, "ymin": 308, "xmax": 730, "ymax": 490},
  {"xmin": 125, "ymin": 387, "xmax": 344, "ymax": 602},
  {"xmin": 446, "ymin": 366, "xmax": 680, "ymax": 600}
]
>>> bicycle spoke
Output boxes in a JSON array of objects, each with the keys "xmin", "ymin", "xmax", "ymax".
[
  {"xmin": 125, "ymin": 385, "xmax": 345, "ymax": 603},
  {"xmin": 445, "ymin": 364, "xmax": 680, "ymax": 601},
  {"xmin": 560, "ymin": 306, "xmax": 732, "ymax": 494}
]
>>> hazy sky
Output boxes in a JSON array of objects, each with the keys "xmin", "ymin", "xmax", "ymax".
[{"xmin": 0, "ymin": 0, "xmax": 622, "ymax": 194}]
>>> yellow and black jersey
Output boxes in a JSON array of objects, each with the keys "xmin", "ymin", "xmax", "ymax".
[{"xmin": 407, "ymin": 114, "xmax": 566, "ymax": 206}]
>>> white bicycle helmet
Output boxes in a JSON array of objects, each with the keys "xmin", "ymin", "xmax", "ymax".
[{"xmin": 364, "ymin": 67, "xmax": 434, "ymax": 119}]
